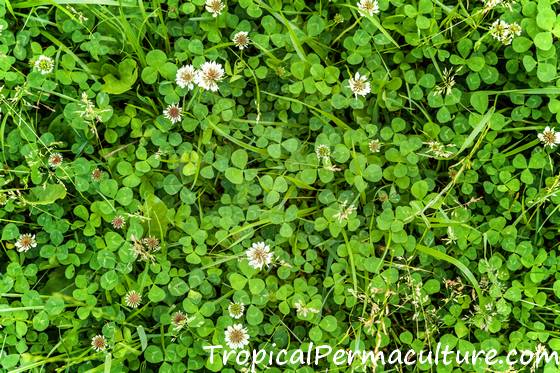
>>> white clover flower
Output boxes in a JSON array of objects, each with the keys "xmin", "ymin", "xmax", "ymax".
[
  {"xmin": 205, "ymin": 0, "xmax": 225, "ymax": 17},
  {"xmin": 176, "ymin": 65, "xmax": 196, "ymax": 90},
  {"xmin": 111, "ymin": 215, "xmax": 126, "ymax": 229},
  {"xmin": 195, "ymin": 61, "xmax": 225, "ymax": 92},
  {"xmin": 483, "ymin": 0, "xmax": 503, "ymax": 9},
  {"xmin": 91, "ymin": 335, "xmax": 107, "ymax": 352},
  {"xmin": 442, "ymin": 226, "xmax": 458, "ymax": 245},
  {"xmin": 171, "ymin": 311, "xmax": 189, "ymax": 331},
  {"xmin": 483, "ymin": 0, "xmax": 504, "ymax": 11},
  {"xmin": 538, "ymin": 126, "xmax": 560, "ymax": 148},
  {"xmin": 368, "ymin": 139, "xmax": 382, "ymax": 153},
  {"xmin": 15, "ymin": 234, "xmax": 37, "ymax": 252},
  {"xmin": 228, "ymin": 302, "xmax": 245, "ymax": 319},
  {"xmin": 294, "ymin": 301, "xmax": 320, "ymax": 317},
  {"xmin": 34, "ymin": 55, "xmax": 54, "ymax": 75},
  {"xmin": 233, "ymin": 31, "xmax": 250, "ymax": 50},
  {"xmin": 490, "ymin": 19, "xmax": 522, "ymax": 45},
  {"xmin": 482, "ymin": 0, "xmax": 514, "ymax": 12},
  {"xmin": 142, "ymin": 236, "xmax": 161, "ymax": 252},
  {"xmin": 508, "ymin": 22, "xmax": 522, "ymax": 37},
  {"xmin": 326, "ymin": 164, "xmax": 342, "ymax": 172},
  {"xmin": 246, "ymin": 242, "xmax": 273, "ymax": 270},
  {"xmin": 425, "ymin": 141, "xmax": 454, "ymax": 158},
  {"xmin": 333, "ymin": 201, "xmax": 357, "ymax": 222},
  {"xmin": 357, "ymin": 0, "xmax": 379, "ymax": 16},
  {"xmin": 163, "ymin": 103, "xmax": 182, "ymax": 124},
  {"xmin": 348, "ymin": 72, "xmax": 371, "ymax": 98},
  {"xmin": 490, "ymin": 19, "xmax": 507, "ymax": 42},
  {"xmin": 48, "ymin": 153, "xmax": 63, "ymax": 168},
  {"xmin": 130, "ymin": 235, "xmax": 159, "ymax": 262},
  {"xmin": 224, "ymin": 324, "xmax": 250, "ymax": 350},
  {"xmin": 315, "ymin": 144, "xmax": 331, "ymax": 161},
  {"xmin": 124, "ymin": 290, "xmax": 142, "ymax": 308}
]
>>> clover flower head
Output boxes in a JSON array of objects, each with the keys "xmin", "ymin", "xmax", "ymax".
[
  {"xmin": 112, "ymin": 215, "xmax": 126, "ymax": 229},
  {"xmin": 357, "ymin": 0, "xmax": 379, "ymax": 16},
  {"xmin": 176, "ymin": 65, "xmax": 196, "ymax": 90},
  {"xmin": 195, "ymin": 61, "xmax": 225, "ymax": 92},
  {"xmin": 15, "ymin": 234, "xmax": 37, "ymax": 252},
  {"xmin": 205, "ymin": 0, "xmax": 225, "ymax": 17},
  {"xmin": 224, "ymin": 324, "xmax": 250, "ymax": 349},
  {"xmin": 48, "ymin": 153, "xmax": 63, "ymax": 168},
  {"xmin": 246, "ymin": 242, "xmax": 273, "ymax": 270},
  {"xmin": 34, "ymin": 55, "xmax": 54, "ymax": 74},
  {"xmin": 348, "ymin": 72, "xmax": 371, "ymax": 98},
  {"xmin": 233, "ymin": 31, "xmax": 250, "ymax": 50},
  {"xmin": 91, "ymin": 335, "xmax": 107, "ymax": 352},
  {"xmin": 124, "ymin": 290, "xmax": 142, "ymax": 308},
  {"xmin": 538, "ymin": 126, "xmax": 560, "ymax": 148},
  {"xmin": 228, "ymin": 302, "xmax": 245, "ymax": 319},
  {"xmin": 163, "ymin": 103, "xmax": 182, "ymax": 124}
]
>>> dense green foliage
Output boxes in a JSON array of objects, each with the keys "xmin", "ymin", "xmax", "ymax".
[{"xmin": 1, "ymin": 0, "xmax": 560, "ymax": 371}]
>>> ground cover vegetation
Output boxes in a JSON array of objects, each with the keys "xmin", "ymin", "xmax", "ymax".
[{"xmin": 1, "ymin": 0, "xmax": 560, "ymax": 371}]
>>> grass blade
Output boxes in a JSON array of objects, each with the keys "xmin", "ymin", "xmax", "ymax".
[
  {"xmin": 455, "ymin": 107, "xmax": 494, "ymax": 156},
  {"xmin": 13, "ymin": 0, "xmax": 137, "ymax": 7},
  {"xmin": 103, "ymin": 353, "xmax": 112, "ymax": 373},
  {"xmin": 416, "ymin": 244, "xmax": 483, "ymax": 305}
]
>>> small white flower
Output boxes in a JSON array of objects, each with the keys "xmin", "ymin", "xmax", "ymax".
[
  {"xmin": 368, "ymin": 139, "xmax": 382, "ymax": 153},
  {"xmin": 163, "ymin": 103, "xmax": 182, "ymax": 124},
  {"xmin": 483, "ymin": 0, "xmax": 502, "ymax": 11},
  {"xmin": 176, "ymin": 65, "xmax": 196, "ymax": 90},
  {"xmin": 195, "ymin": 61, "xmax": 225, "ymax": 92},
  {"xmin": 34, "ymin": 55, "xmax": 54, "ymax": 75},
  {"xmin": 357, "ymin": 0, "xmax": 379, "ymax": 16},
  {"xmin": 154, "ymin": 148, "xmax": 165, "ymax": 159},
  {"xmin": 348, "ymin": 72, "xmax": 371, "ymax": 98},
  {"xmin": 508, "ymin": 22, "xmax": 522, "ymax": 37},
  {"xmin": 326, "ymin": 164, "xmax": 342, "ymax": 172},
  {"xmin": 490, "ymin": 19, "xmax": 522, "ymax": 45},
  {"xmin": 482, "ymin": 0, "xmax": 514, "ymax": 12},
  {"xmin": 442, "ymin": 226, "xmax": 458, "ymax": 245},
  {"xmin": 205, "ymin": 0, "xmax": 225, "ymax": 17},
  {"xmin": 48, "ymin": 153, "xmax": 63, "ymax": 168},
  {"xmin": 171, "ymin": 311, "xmax": 190, "ymax": 331},
  {"xmin": 294, "ymin": 301, "xmax": 320, "ymax": 317},
  {"xmin": 124, "ymin": 290, "xmax": 142, "ymax": 308},
  {"xmin": 315, "ymin": 144, "xmax": 331, "ymax": 161},
  {"xmin": 425, "ymin": 141, "xmax": 454, "ymax": 158},
  {"xmin": 538, "ymin": 126, "xmax": 560, "ymax": 148},
  {"xmin": 15, "ymin": 234, "xmax": 37, "ymax": 252},
  {"xmin": 91, "ymin": 335, "xmax": 107, "ymax": 352},
  {"xmin": 224, "ymin": 324, "xmax": 250, "ymax": 350},
  {"xmin": 490, "ymin": 19, "xmax": 507, "ymax": 41},
  {"xmin": 142, "ymin": 236, "xmax": 161, "ymax": 252},
  {"xmin": 111, "ymin": 215, "xmax": 126, "ymax": 229},
  {"xmin": 228, "ymin": 302, "xmax": 245, "ymax": 319},
  {"xmin": 246, "ymin": 242, "xmax": 273, "ymax": 270},
  {"xmin": 233, "ymin": 31, "xmax": 250, "ymax": 50},
  {"xmin": 333, "ymin": 201, "xmax": 357, "ymax": 222}
]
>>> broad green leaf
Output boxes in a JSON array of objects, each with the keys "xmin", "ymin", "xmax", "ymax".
[{"xmin": 102, "ymin": 58, "xmax": 138, "ymax": 94}]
